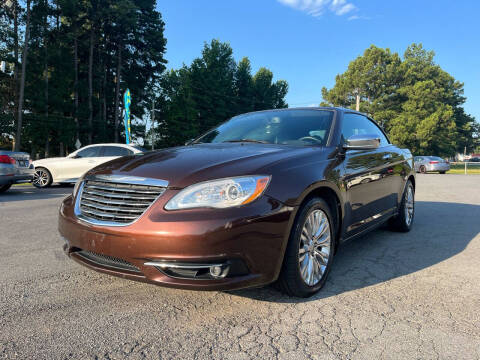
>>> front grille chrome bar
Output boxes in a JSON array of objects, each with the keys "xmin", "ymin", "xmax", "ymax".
[{"xmin": 74, "ymin": 174, "xmax": 168, "ymax": 226}]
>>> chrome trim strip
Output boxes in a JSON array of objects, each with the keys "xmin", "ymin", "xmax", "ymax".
[
  {"xmin": 85, "ymin": 174, "xmax": 168, "ymax": 188},
  {"xmin": 144, "ymin": 261, "xmax": 224, "ymax": 269},
  {"xmin": 74, "ymin": 175, "xmax": 169, "ymax": 227}
]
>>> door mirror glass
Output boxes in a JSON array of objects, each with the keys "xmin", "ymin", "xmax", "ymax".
[{"xmin": 344, "ymin": 134, "xmax": 380, "ymax": 150}]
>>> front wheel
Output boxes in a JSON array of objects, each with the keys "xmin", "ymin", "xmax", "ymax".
[
  {"xmin": 0, "ymin": 183, "xmax": 12, "ymax": 193},
  {"xmin": 277, "ymin": 197, "xmax": 336, "ymax": 297},
  {"xmin": 389, "ymin": 180, "xmax": 414, "ymax": 232},
  {"xmin": 420, "ymin": 165, "xmax": 426, "ymax": 174},
  {"xmin": 439, "ymin": 171, "xmax": 446, "ymax": 174},
  {"xmin": 33, "ymin": 167, "xmax": 52, "ymax": 188}
]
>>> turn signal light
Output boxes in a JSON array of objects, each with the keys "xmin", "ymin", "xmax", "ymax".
[{"xmin": 0, "ymin": 155, "xmax": 15, "ymax": 164}]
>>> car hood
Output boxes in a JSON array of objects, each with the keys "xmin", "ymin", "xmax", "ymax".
[{"xmin": 87, "ymin": 143, "xmax": 323, "ymax": 188}]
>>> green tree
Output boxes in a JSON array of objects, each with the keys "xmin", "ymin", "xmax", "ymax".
[
  {"xmin": 322, "ymin": 43, "xmax": 476, "ymax": 156},
  {"xmin": 157, "ymin": 40, "xmax": 289, "ymax": 148}
]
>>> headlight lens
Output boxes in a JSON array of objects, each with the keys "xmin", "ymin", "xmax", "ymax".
[{"xmin": 165, "ymin": 176, "xmax": 271, "ymax": 210}]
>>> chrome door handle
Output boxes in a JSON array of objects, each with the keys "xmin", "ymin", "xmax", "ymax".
[{"xmin": 383, "ymin": 154, "xmax": 392, "ymax": 160}]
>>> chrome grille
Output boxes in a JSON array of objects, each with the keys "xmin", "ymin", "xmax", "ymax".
[{"xmin": 76, "ymin": 175, "xmax": 168, "ymax": 226}]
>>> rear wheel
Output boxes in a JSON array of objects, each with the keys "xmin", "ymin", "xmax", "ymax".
[
  {"xmin": 33, "ymin": 167, "xmax": 52, "ymax": 188},
  {"xmin": 277, "ymin": 197, "xmax": 335, "ymax": 297},
  {"xmin": 0, "ymin": 183, "xmax": 12, "ymax": 193},
  {"xmin": 389, "ymin": 180, "xmax": 414, "ymax": 232},
  {"xmin": 420, "ymin": 165, "xmax": 426, "ymax": 174},
  {"xmin": 439, "ymin": 171, "xmax": 446, "ymax": 174}
]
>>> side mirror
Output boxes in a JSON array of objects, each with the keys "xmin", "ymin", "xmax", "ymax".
[
  {"xmin": 343, "ymin": 134, "xmax": 380, "ymax": 150},
  {"xmin": 72, "ymin": 154, "xmax": 81, "ymax": 159}
]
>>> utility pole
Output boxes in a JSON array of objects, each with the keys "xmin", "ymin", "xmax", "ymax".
[{"xmin": 151, "ymin": 99, "xmax": 155, "ymax": 150}]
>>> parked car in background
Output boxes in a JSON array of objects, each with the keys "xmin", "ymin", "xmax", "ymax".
[
  {"xmin": 414, "ymin": 156, "xmax": 450, "ymax": 174},
  {"xmin": 59, "ymin": 107, "xmax": 416, "ymax": 297},
  {"xmin": 33, "ymin": 143, "xmax": 146, "ymax": 188},
  {"xmin": 0, "ymin": 150, "xmax": 35, "ymax": 193}
]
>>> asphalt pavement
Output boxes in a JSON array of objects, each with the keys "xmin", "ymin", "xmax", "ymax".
[{"xmin": 1, "ymin": 175, "xmax": 479, "ymax": 359}]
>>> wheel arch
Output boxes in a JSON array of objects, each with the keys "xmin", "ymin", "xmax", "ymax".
[
  {"xmin": 287, "ymin": 182, "xmax": 344, "ymax": 254},
  {"xmin": 408, "ymin": 174, "xmax": 415, "ymax": 190}
]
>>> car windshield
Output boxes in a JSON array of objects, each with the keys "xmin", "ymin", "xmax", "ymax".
[
  {"xmin": 429, "ymin": 156, "xmax": 444, "ymax": 161},
  {"xmin": 194, "ymin": 109, "xmax": 334, "ymax": 146}
]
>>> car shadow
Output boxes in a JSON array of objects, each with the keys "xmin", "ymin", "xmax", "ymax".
[
  {"xmin": 0, "ymin": 185, "xmax": 72, "ymax": 202},
  {"xmin": 228, "ymin": 201, "xmax": 480, "ymax": 303}
]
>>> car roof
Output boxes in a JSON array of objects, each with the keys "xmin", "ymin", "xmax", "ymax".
[
  {"xmin": 234, "ymin": 106, "xmax": 368, "ymax": 118},
  {"xmin": 79, "ymin": 143, "xmax": 137, "ymax": 149}
]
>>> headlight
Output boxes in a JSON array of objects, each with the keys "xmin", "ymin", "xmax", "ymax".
[{"xmin": 165, "ymin": 175, "xmax": 271, "ymax": 210}]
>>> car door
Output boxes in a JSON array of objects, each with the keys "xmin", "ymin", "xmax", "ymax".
[
  {"xmin": 341, "ymin": 113, "xmax": 397, "ymax": 237},
  {"xmin": 61, "ymin": 146, "xmax": 102, "ymax": 181}
]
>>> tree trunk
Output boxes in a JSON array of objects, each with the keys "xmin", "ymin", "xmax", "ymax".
[
  {"xmin": 114, "ymin": 44, "xmax": 122, "ymax": 143},
  {"xmin": 12, "ymin": 0, "xmax": 19, "ymax": 151},
  {"xmin": 44, "ymin": 0, "xmax": 49, "ymax": 157},
  {"xmin": 102, "ymin": 65, "xmax": 107, "ymax": 140},
  {"xmin": 14, "ymin": 0, "xmax": 31, "ymax": 152},
  {"xmin": 74, "ymin": 32, "xmax": 79, "ymax": 142},
  {"xmin": 88, "ymin": 29, "xmax": 94, "ymax": 144}
]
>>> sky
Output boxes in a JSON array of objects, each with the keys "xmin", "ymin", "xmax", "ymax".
[{"xmin": 157, "ymin": 0, "xmax": 479, "ymax": 122}]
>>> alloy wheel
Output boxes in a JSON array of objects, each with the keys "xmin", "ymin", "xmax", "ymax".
[
  {"xmin": 33, "ymin": 169, "xmax": 50, "ymax": 187},
  {"xmin": 405, "ymin": 185, "xmax": 414, "ymax": 226},
  {"xmin": 298, "ymin": 209, "xmax": 332, "ymax": 286}
]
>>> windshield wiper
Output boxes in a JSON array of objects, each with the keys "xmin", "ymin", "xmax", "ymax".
[{"xmin": 223, "ymin": 139, "xmax": 268, "ymax": 144}]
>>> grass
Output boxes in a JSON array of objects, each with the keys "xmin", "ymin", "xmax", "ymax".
[
  {"xmin": 447, "ymin": 169, "xmax": 480, "ymax": 174},
  {"xmin": 12, "ymin": 182, "xmax": 34, "ymax": 187},
  {"xmin": 448, "ymin": 163, "xmax": 480, "ymax": 174}
]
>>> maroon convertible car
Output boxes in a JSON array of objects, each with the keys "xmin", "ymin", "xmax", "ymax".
[{"xmin": 59, "ymin": 107, "xmax": 415, "ymax": 297}]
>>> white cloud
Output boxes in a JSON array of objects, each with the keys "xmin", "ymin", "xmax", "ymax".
[
  {"xmin": 347, "ymin": 14, "xmax": 371, "ymax": 21},
  {"xmin": 277, "ymin": 0, "xmax": 357, "ymax": 17},
  {"xmin": 330, "ymin": 0, "xmax": 356, "ymax": 15}
]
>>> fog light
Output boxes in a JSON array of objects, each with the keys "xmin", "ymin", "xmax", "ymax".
[{"xmin": 209, "ymin": 265, "xmax": 229, "ymax": 279}]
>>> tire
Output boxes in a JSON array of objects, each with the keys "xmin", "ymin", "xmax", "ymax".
[
  {"xmin": 276, "ymin": 197, "xmax": 336, "ymax": 297},
  {"xmin": 33, "ymin": 167, "xmax": 52, "ymax": 188},
  {"xmin": 389, "ymin": 180, "xmax": 414, "ymax": 232},
  {"xmin": 0, "ymin": 183, "xmax": 12, "ymax": 193},
  {"xmin": 439, "ymin": 171, "xmax": 446, "ymax": 174},
  {"xmin": 420, "ymin": 166, "xmax": 426, "ymax": 174}
]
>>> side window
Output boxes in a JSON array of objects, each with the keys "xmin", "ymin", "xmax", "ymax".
[
  {"xmin": 341, "ymin": 113, "xmax": 390, "ymax": 147},
  {"xmin": 102, "ymin": 146, "xmax": 133, "ymax": 157},
  {"xmin": 76, "ymin": 146, "xmax": 101, "ymax": 158}
]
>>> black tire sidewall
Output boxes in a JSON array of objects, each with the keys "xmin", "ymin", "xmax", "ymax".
[
  {"xmin": 0, "ymin": 183, "xmax": 12, "ymax": 193},
  {"xmin": 282, "ymin": 197, "xmax": 336, "ymax": 297},
  {"xmin": 396, "ymin": 180, "xmax": 415, "ymax": 232}
]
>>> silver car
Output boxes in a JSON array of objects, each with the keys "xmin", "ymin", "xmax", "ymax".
[
  {"xmin": 0, "ymin": 150, "xmax": 35, "ymax": 193},
  {"xmin": 414, "ymin": 156, "xmax": 450, "ymax": 174}
]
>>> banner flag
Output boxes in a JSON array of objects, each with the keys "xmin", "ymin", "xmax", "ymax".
[{"xmin": 123, "ymin": 89, "xmax": 131, "ymax": 144}]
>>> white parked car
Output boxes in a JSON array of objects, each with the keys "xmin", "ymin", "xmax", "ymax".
[{"xmin": 33, "ymin": 143, "xmax": 146, "ymax": 188}]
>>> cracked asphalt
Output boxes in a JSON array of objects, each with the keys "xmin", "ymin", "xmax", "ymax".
[{"xmin": 1, "ymin": 175, "xmax": 479, "ymax": 359}]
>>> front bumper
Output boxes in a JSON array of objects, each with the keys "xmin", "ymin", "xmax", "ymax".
[{"xmin": 59, "ymin": 192, "xmax": 294, "ymax": 291}]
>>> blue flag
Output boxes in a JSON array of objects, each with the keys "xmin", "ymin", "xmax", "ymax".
[{"xmin": 123, "ymin": 89, "xmax": 131, "ymax": 144}]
